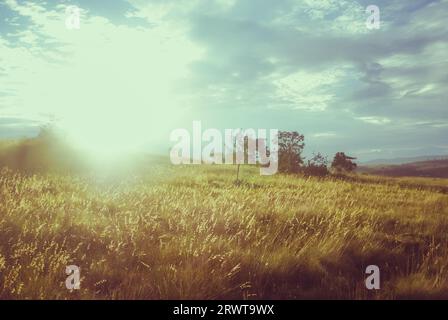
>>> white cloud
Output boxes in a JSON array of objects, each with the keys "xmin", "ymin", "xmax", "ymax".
[
  {"xmin": 311, "ymin": 132, "xmax": 336, "ymax": 138},
  {"xmin": 279, "ymin": 0, "xmax": 374, "ymax": 35},
  {"xmin": 356, "ymin": 116, "xmax": 391, "ymax": 125},
  {"xmin": 272, "ymin": 67, "xmax": 346, "ymax": 111}
]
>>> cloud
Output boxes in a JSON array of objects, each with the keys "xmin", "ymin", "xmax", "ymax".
[
  {"xmin": 356, "ymin": 116, "xmax": 391, "ymax": 125},
  {"xmin": 311, "ymin": 132, "xmax": 337, "ymax": 138},
  {"xmin": 272, "ymin": 67, "xmax": 347, "ymax": 111}
]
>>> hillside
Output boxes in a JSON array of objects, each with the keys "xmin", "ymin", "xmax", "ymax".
[
  {"xmin": 362, "ymin": 155, "xmax": 448, "ymax": 166},
  {"xmin": 358, "ymin": 159, "xmax": 448, "ymax": 179}
]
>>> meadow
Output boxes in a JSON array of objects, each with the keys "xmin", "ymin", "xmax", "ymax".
[{"xmin": 1, "ymin": 161, "xmax": 448, "ymax": 300}]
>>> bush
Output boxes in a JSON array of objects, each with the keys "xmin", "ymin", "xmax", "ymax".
[
  {"xmin": 304, "ymin": 153, "xmax": 329, "ymax": 177},
  {"xmin": 331, "ymin": 152, "xmax": 357, "ymax": 173}
]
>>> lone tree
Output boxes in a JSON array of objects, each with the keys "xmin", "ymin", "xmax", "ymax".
[
  {"xmin": 278, "ymin": 131, "xmax": 305, "ymax": 173},
  {"xmin": 231, "ymin": 131, "xmax": 260, "ymax": 182},
  {"xmin": 331, "ymin": 152, "xmax": 357, "ymax": 173}
]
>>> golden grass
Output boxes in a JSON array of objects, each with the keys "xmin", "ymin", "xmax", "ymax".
[{"xmin": 0, "ymin": 165, "xmax": 447, "ymax": 299}]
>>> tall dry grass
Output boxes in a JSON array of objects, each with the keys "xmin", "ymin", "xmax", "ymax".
[{"xmin": 0, "ymin": 164, "xmax": 447, "ymax": 299}]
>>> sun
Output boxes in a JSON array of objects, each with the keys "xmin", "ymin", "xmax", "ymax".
[
  {"xmin": 58, "ymin": 98, "xmax": 174, "ymax": 161},
  {"xmin": 27, "ymin": 18, "xmax": 204, "ymax": 162}
]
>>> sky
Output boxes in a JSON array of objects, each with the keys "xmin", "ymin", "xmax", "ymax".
[{"xmin": 0, "ymin": 0, "xmax": 447, "ymax": 161}]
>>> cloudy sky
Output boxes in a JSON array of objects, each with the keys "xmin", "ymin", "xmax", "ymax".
[{"xmin": 0, "ymin": 0, "xmax": 447, "ymax": 161}]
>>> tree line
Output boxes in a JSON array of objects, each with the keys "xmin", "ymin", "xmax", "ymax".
[{"xmin": 277, "ymin": 131, "xmax": 357, "ymax": 177}]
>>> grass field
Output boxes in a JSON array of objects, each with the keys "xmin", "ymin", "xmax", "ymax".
[{"xmin": 1, "ymin": 162, "xmax": 448, "ymax": 300}]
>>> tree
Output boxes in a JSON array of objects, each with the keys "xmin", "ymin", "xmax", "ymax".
[
  {"xmin": 331, "ymin": 152, "xmax": 357, "ymax": 173},
  {"xmin": 304, "ymin": 152, "xmax": 329, "ymax": 177},
  {"xmin": 278, "ymin": 131, "xmax": 305, "ymax": 173}
]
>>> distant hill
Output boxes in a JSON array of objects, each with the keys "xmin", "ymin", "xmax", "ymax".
[
  {"xmin": 358, "ymin": 159, "xmax": 448, "ymax": 178},
  {"xmin": 361, "ymin": 155, "xmax": 448, "ymax": 166}
]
